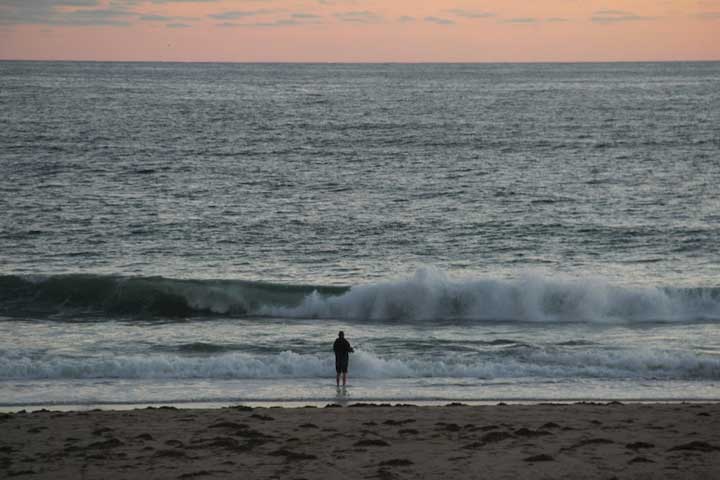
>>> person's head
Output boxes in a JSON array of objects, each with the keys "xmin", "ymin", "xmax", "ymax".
[{"xmin": 338, "ymin": 331, "xmax": 344, "ymax": 339}]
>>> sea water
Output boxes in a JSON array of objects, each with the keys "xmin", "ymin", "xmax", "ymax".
[{"xmin": 1, "ymin": 61, "xmax": 719, "ymax": 407}]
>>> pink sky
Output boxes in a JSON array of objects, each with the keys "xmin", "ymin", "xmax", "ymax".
[{"xmin": 0, "ymin": 0, "xmax": 718, "ymax": 62}]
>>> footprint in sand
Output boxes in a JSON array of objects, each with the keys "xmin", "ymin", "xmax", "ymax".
[
  {"xmin": 354, "ymin": 439, "xmax": 390, "ymax": 447},
  {"xmin": 250, "ymin": 414, "xmax": 274, "ymax": 421},
  {"xmin": 208, "ymin": 421, "xmax": 246, "ymax": 429},
  {"xmin": 560, "ymin": 438, "xmax": 613, "ymax": 451},
  {"xmin": 383, "ymin": 419, "xmax": 416, "ymax": 426},
  {"xmin": 154, "ymin": 449, "xmax": 189, "ymax": 459},
  {"xmin": 626, "ymin": 441, "xmax": 654, "ymax": 451},
  {"xmin": 514, "ymin": 428, "xmax": 552, "ymax": 437},
  {"xmin": 87, "ymin": 438, "xmax": 124, "ymax": 449},
  {"xmin": 541, "ymin": 422, "xmax": 561, "ymax": 429},
  {"xmin": 268, "ymin": 449, "xmax": 317, "ymax": 461}
]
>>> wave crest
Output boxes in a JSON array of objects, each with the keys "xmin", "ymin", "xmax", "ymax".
[
  {"xmin": 262, "ymin": 268, "xmax": 720, "ymax": 323},
  {"xmin": 1, "ymin": 269, "xmax": 719, "ymax": 323}
]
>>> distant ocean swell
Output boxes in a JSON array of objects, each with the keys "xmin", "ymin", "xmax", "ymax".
[
  {"xmin": 2, "ymin": 349, "xmax": 719, "ymax": 381},
  {"xmin": 1, "ymin": 269, "xmax": 719, "ymax": 323}
]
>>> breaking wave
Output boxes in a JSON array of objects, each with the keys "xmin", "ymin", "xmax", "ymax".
[
  {"xmin": 2, "ymin": 348, "xmax": 719, "ymax": 381},
  {"xmin": 1, "ymin": 268, "xmax": 719, "ymax": 323}
]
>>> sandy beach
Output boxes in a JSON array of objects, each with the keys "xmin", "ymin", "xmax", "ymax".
[{"xmin": 2, "ymin": 403, "xmax": 719, "ymax": 479}]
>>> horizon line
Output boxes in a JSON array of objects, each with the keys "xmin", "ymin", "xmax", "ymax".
[{"xmin": 2, "ymin": 58, "xmax": 720, "ymax": 65}]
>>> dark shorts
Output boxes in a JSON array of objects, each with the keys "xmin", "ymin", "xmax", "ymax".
[{"xmin": 335, "ymin": 357, "xmax": 349, "ymax": 374}]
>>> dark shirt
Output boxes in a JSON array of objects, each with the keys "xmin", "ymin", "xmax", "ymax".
[{"xmin": 333, "ymin": 338, "xmax": 354, "ymax": 360}]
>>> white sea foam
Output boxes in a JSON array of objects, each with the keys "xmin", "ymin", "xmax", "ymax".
[
  {"xmin": 2, "ymin": 348, "xmax": 718, "ymax": 381},
  {"xmin": 259, "ymin": 268, "xmax": 720, "ymax": 323}
]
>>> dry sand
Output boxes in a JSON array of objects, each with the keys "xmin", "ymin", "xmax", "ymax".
[{"xmin": 1, "ymin": 403, "xmax": 719, "ymax": 479}]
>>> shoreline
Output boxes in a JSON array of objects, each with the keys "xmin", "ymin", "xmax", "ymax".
[
  {"xmin": 2, "ymin": 398, "xmax": 720, "ymax": 413},
  {"xmin": 2, "ymin": 403, "xmax": 719, "ymax": 479}
]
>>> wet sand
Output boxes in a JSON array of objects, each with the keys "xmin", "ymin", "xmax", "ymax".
[{"xmin": 1, "ymin": 403, "xmax": 719, "ymax": 479}]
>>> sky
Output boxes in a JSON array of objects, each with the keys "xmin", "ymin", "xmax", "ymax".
[{"xmin": 0, "ymin": 0, "xmax": 718, "ymax": 62}]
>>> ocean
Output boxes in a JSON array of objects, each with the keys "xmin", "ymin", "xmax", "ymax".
[{"xmin": 1, "ymin": 61, "xmax": 719, "ymax": 408}]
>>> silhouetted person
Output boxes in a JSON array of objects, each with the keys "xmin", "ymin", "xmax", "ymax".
[{"xmin": 333, "ymin": 331, "xmax": 354, "ymax": 386}]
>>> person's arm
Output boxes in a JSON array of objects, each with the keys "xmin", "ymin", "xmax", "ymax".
[{"xmin": 347, "ymin": 340, "xmax": 354, "ymax": 353}]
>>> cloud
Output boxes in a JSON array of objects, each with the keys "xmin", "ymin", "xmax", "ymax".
[
  {"xmin": 0, "ymin": 1, "xmax": 136, "ymax": 26},
  {"xmin": 445, "ymin": 9, "xmax": 494, "ymax": 19},
  {"xmin": 397, "ymin": 15, "xmax": 415, "ymax": 23},
  {"xmin": 0, "ymin": 0, "xmax": 101, "ymax": 5},
  {"xmin": 595, "ymin": 9, "xmax": 629, "ymax": 15},
  {"xmin": 166, "ymin": 22, "xmax": 190, "ymax": 28},
  {"xmin": 60, "ymin": 8, "xmax": 135, "ymax": 25},
  {"xmin": 291, "ymin": 13, "xmax": 322, "ymax": 20},
  {"xmin": 424, "ymin": 16, "xmax": 454, "ymax": 25},
  {"xmin": 334, "ymin": 11, "xmax": 381, "ymax": 23},
  {"xmin": 591, "ymin": 10, "xmax": 658, "ymax": 23},
  {"xmin": 0, "ymin": 8, "xmax": 135, "ymax": 26},
  {"xmin": 209, "ymin": 10, "xmax": 275, "ymax": 20},
  {"xmin": 0, "ymin": 0, "xmax": 220, "ymax": 26},
  {"xmin": 545, "ymin": 17, "xmax": 568, "ymax": 23},
  {"xmin": 142, "ymin": 13, "xmax": 192, "ymax": 20},
  {"xmin": 141, "ymin": 14, "xmax": 172, "ymax": 20},
  {"xmin": 501, "ymin": 17, "xmax": 537, "ymax": 24},
  {"xmin": 215, "ymin": 12, "xmax": 323, "ymax": 27}
]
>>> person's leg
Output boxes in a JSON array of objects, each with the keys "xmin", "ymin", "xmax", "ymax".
[
  {"xmin": 336, "ymin": 372, "xmax": 340, "ymax": 386},
  {"xmin": 342, "ymin": 371, "xmax": 347, "ymax": 386}
]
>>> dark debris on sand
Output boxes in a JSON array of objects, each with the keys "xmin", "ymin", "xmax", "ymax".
[
  {"xmin": 629, "ymin": 456, "xmax": 655, "ymax": 464},
  {"xmin": 177, "ymin": 470, "xmax": 231, "ymax": 479},
  {"xmin": 379, "ymin": 458, "xmax": 414, "ymax": 467},
  {"xmin": 250, "ymin": 414, "xmax": 274, "ymax": 421},
  {"xmin": 668, "ymin": 441, "xmax": 720, "ymax": 453},
  {"xmin": 524, "ymin": 454, "xmax": 554, "ymax": 462},
  {"xmin": 208, "ymin": 421, "xmax": 247, "ymax": 430}
]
